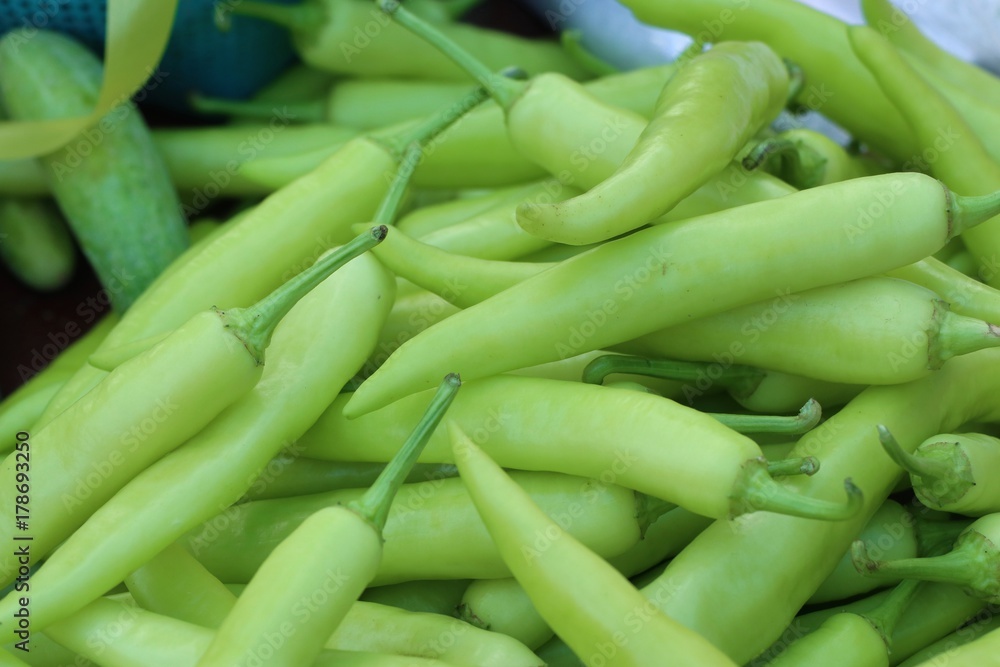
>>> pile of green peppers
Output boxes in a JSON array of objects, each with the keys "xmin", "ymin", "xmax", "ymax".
[{"xmin": 2, "ymin": 0, "xmax": 1000, "ymax": 665}]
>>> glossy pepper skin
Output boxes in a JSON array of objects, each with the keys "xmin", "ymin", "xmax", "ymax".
[
  {"xmin": 634, "ymin": 349, "xmax": 1000, "ymax": 664},
  {"xmin": 0, "ymin": 232, "xmax": 389, "ymax": 637},
  {"xmin": 186, "ymin": 470, "xmax": 649, "ymax": 585},
  {"xmin": 228, "ymin": 0, "xmax": 589, "ymax": 81},
  {"xmin": 347, "ymin": 173, "xmax": 1000, "ymax": 416},
  {"xmin": 848, "ymin": 26, "xmax": 1000, "ymax": 290},
  {"xmin": 517, "ymin": 41, "xmax": 789, "ymax": 245},
  {"xmin": 616, "ymin": 0, "xmax": 920, "ymax": 161},
  {"xmin": 449, "ymin": 424, "xmax": 738, "ymax": 667},
  {"xmin": 195, "ymin": 375, "xmax": 462, "ymax": 667},
  {"xmin": 310, "ymin": 376, "xmax": 860, "ymax": 522},
  {"xmin": 0, "ymin": 309, "xmax": 263, "ymax": 588}
]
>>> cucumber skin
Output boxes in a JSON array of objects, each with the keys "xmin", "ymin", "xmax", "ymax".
[{"xmin": 0, "ymin": 29, "xmax": 188, "ymax": 311}]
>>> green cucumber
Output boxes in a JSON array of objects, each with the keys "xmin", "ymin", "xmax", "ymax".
[{"xmin": 0, "ymin": 29, "xmax": 188, "ymax": 311}]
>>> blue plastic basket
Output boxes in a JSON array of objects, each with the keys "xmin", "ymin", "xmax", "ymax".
[{"xmin": 0, "ymin": 0, "xmax": 299, "ymax": 110}]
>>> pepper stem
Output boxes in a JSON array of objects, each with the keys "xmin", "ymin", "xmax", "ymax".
[
  {"xmin": 742, "ymin": 137, "xmax": 827, "ymax": 189},
  {"xmin": 348, "ymin": 374, "xmax": 462, "ymax": 532},
  {"xmin": 935, "ymin": 311, "xmax": 1000, "ymax": 364},
  {"xmin": 766, "ymin": 457, "xmax": 820, "ymax": 477},
  {"xmin": 851, "ymin": 530, "xmax": 1000, "ymax": 600},
  {"xmin": 455, "ymin": 603, "xmax": 489, "ymax": 630},
  {"xmin": 877, "ymin": 425, "xmax": 967, "ymax": 490},
  {"xmin": 375, "ymin": 0, "xmax": 525, "ymax": 110},
  {"xmin": 784, "ymin": 59, "xmax": 806, "ymax": 106},
  {"xmin": 950, "ymin": 189, "xmax": 1000, "ymax": 237},
  {"xmin": 861, "ymin": 577, "xmax": 924, "ymax": 648},
  {"xmin": 711, "ymin": 398, "xmax": 822, "ymax": 435},
  {"xmin": 215, "ymin": 0, "xmax": 322, "ymax": 32},
  {"xmin": 189, "ymin": 93, "xmax": 324, "ymax": 123},
  {"xmin": 581, "ymin": 354, "xmax": 764, "ymax": 387},
  {"xmin": 730, "ymin": 460, "xmax": 863, "ymax": 520},
  {"xmin": 373, "ymin": 81, "xmax": 491, "ymax": 158},
  {"xmin": 222, "ymin": 226, "xmax": 387, "ymax": 364}
]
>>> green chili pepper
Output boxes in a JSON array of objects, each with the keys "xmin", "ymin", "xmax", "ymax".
[
  {"xmin": 359, "ymin": 579, "xmax": 470, "ymax": 616},
  {"xmin": 223, "ymin": 0, "xmax": 588, "ymax": 81},
  {"xmin": 194, "ymin": 79, "xmax": 476, "ymax": 130},
  {"xmin": 848, "ymin": 26, "xmax": 1000, "ymax": 288},
  {"xmin": 0, "ymin": 124, "xmax": 362, "ymax": 200},
  {"xmin": 387, "ymin": 3, "xmax": 793, "ymax": 228},
  {"xmin": 349, "ymin": 173, "xmax": 1000, "ymax": 416},
  {"xmin": 0, "ymin": 230, "xmax": 391, "ymax": 635},
  {"xmin": 406, "ymin": 181, "xmax": 575, "ymax": 260},
  {"xmin": 593, "ymin": 357, "xmax": 864, "ymax": 413},
  {"xmin": 860, "ymin": 0, "xmax": 1000, "ymax": 111},
  {"xmin": 621, "ymin": 277, "xmax": 1000, "ymax": 385},
  {"xmin": 615, "ymin": 0, "xmax": 923, "ymax": 160},
  {"xmin": 39, "ymin": 594, "xmax": 466, "ymax": 667},
  {"xmin": 808, "ymin": 499, "xmax": 919, "ymax": 605},
  {"xmin": 946, "ymin": 249, "xmax": 979, "ymax": 278},
  {"xmin": 312, "ymin": 375, "xmax": 860, "ymax": 520},
  {"xmin": 241, "ymin": 456, "xmax": 457, "ymax": 502},
  {"xmin": 756, "ymin": 580, "xmax": 986, "ymax": 666},
  {"xmin": 458, "ymin": 578, "xmax": 554, "ymax": 651},
  {"xmin": 0, "ymin": 30, "xmax": 189, "ymax": 311},
  {"xmin": 743, "ymin": 128, "xmax": 887, "ymax": 189},
  {"xmin": 325, "ymin": 601, "xmax": 543, "ymax": 666},
  {"xmin": 112, "ymin": 536, "xmax": 538, "ymax": 667},
  {"xmin": 186, "ymin": 468, "xmax": 658, "ymax": 585},
  {"xmin": 896, "ymin": 603, "xmax": 1000, "ymax": 666},
  {"xmin": 852, "ymin": 512, "xmax": 1000, "ymax": 602},
  {"xmin": 901, "ymin": 626, "xmax": 1000, "ymax": 667},
  {"xmin": 160, "ymin": 124, "xmax": 361, "ymax": 203},
  {"xmin": 0, "ymin": 313, "xmax": 117, "ymax": 457},
  {"xmin": 362, "ymin": 288, "xmax": 460, "ymax": 381},
  {"xmin": 506, "ymin": 350, "xmax": 687, "ymax": 400},
  {"xmin": 195, "ymin": 373, "xmax": 461, "ymax": 667},
  {"xmin": 880, "ymin": 428, "xmax": 1000, "ymax": 517},
  {"xmin": 361, "ymin": 224, "xmax": 549, "ymax": 308},
  {"xmin": 0, "ymin": 198, "xmax": 75, "ymax": 292},
  {"xmin": 34, "ymin": 83, "xmax": 487, "ymax": 428},
  {"xmin": 368, "ymin": 234, "xmax": 1000, "ymax": 386},
  {"xmin": 125, "ymin": 543, "xmax": 237, "ymax": 629},
  {"xmin": 458, "ymin": 505, "xmax": 714, "ymax": 651},
  {"xmin": 633, "ymin": 349, "xmax": 1000, "ymax": 664},
  {"xmin": 379, "ymin": 1, "xmax": 654, "ymax": 191},
  {"xmin": 43, "ymin": 596, "xmax": 215, "ymax": 667},
  {"xmin": 767, "ymin": 576, "xmax": 923, "ymax": 667},
  {"xmin": 517, "ymin": 41, "xmax": 790, "ymax": 245},
  {"xmin": 449, "ymin": 423, "xmax": 738, "ymax": 667},
  {"xmin": 251, "ymin": 62, "xmax": 337, "ymax": 103},
  {"xmin": 241, "ymin": 62, "xmax": 684, "ymax": 191},
  {"xmin": 887, "ymin": 257, "xmax": 1000, "ymax": 323},
  {"xmin": 396, "ymin": 181, "xmax": 545, "ymax": 240}
]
